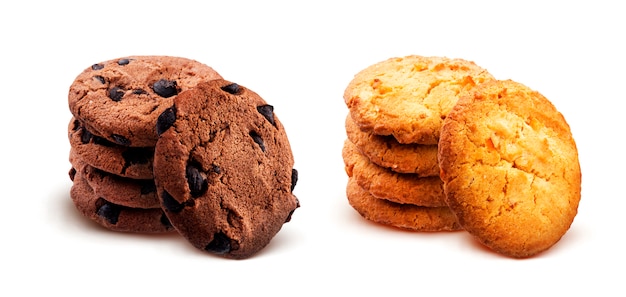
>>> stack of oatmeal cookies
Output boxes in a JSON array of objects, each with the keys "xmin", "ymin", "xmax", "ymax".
[{"xmin": 341, "ymin": 55, "xmax": 494, "ymax": 232}]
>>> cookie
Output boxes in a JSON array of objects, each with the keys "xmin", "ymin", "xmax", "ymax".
[
  {"xmin": 153, "ymin": 79, "xmax": 299, "ymax": 259},
  {"xmin": 70, "ymin": 154, "xmax": 159, "ymax": 209},
  {"xmin": 70, "ymin": 172, "xmax": 174, "ymax": 233},
  {"xmin": 68, "ymin": 56, "xmax": 222, "ymax": 147},
  {"xmin": 344, "ymin": 55, "xmax": 494, "ymax": 144},
  {"xmin": 342, "ymin": 140, "xmax": 446, "ymax": 207},
  {"xmin": 68, "ymin": 118, "xmax": 154, "ymax": 179},
  {"xmin": 345, "ymin": 115, "xmax": 439, "ymax": 176},
  {"xmin": 438, "ymin": 79, "xmax": 581, "ymax": 258},
  {"xmin": 346, "ymin": 178, "xmax": 461, "ymax": 231}
]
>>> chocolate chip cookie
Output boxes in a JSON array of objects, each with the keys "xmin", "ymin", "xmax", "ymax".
[
  {"xmin": 153, "ymin": 79, "xmax": 299, "ymax": 259},
  {"xmin": 70, "ymin": 154, "xmax": 159, "ymax": 209},
  {"xmin": 68, "ymin": 118, "xmax": 154, "ymax": 179},
  {"xmin": 68, "ymin": 56, "xmax": 222, "ymax": 147},
  {"xmin": 70, "ymin": 171, "xmax": 173, "ymax": 233}
]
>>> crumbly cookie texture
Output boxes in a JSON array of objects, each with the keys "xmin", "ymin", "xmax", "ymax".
[
  {"xmin": 153, "ymin": 79, "xmax": 299, "ymax": 259},
  {"xmin": 68, "ymin": 56, "xmax": 222, "ymax": 147},
  {"xmin": 342, "ymin": 139, "xmax": 446, "ymax": 207},
  {"xmin": 344, "ymin": 55, "xmax": 494, "ymax": 145},
  {"xmin": 345, "ymin": 115, "xmax": 439, "ymax": 176},
  {"xmin": 346, "ymin": 178, "xmax": 462, "ymax": 232},
  {"xmin": 438, "ymin": 79, "xmax": 581, "ymax": 258}
]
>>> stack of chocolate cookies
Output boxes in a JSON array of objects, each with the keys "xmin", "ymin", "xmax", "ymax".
[
  {"xmin": 66, "ymin": 56, "xmax": 223, "ymax": 233},
  {"xmin": 341, "ymin": 55, "xmax": 495, "ymax": 232},
  {"xmin": 66, "ymin": 56, "xmax": 301, "ymax": 259}
]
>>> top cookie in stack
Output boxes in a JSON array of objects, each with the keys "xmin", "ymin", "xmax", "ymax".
[
  {"xmin": 341, "ymin": 55, "xmax": 494, "ymax": 231},
  {"xmin": 69, "ymin": 56, "xmax": 223, "ymax": 147}
]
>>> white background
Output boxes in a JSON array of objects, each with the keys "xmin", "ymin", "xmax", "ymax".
[{"xmin": 2, "ymin": 1, "xmax": 624, "ymax": 296}]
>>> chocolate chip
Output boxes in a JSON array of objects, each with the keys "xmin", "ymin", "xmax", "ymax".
[
  {"xmin": 96, "ymin": 199, "xmax": 121, "ymax": 224},
  {"xmin": 290, "ymin": 168, "xmax": 298, "ymax": 192},
  {"xmin": 211, "ymin": 164, "xmax": 221, "ymax": 174},
  {"xmin": 186, "ymin": 164, "xmax": 208, "ymax": 198},
  {"xmin": 132, "ymin": 89, "xmax": 147, "ymax": 95},
  {"xmin": 250, "ymin": 131, "xmax": 265, "ymax": 152},
  {"xmin": 205, "ymin": 232, "xmax": 232, "ymax": 254},
  {"xmin": 117, "ymin": 58, "xmax": 130, "ymax": 65},
  {"xmin": 71, "ymin": 119, "xmax": 80, "ymax": 131},
  {"xmin": 156, "ymin": 106, "xmax": 177, "ymax": 136},
  {"xmin": 92, "ymin": 64, "xmax": 104, "ymax": 70},
  {"xmin": 221, "ymin": 83, "xmax": 241, "ymax": 95},
  {"xmin": 109, "ymin": 86, "xmax": 125, "ymax": 101},
  {"xmin": 92, "ymin": 134, "xmax": 115, "ymax": 147},
  {"xmin": 80, "ymin": 127, "xmax": 93, "ymax": 144},
  {"xmin": 152, "ymin": 79, "xmax": 178, "ymax": 98},
  {"xmin": 161, "ymin": 190, "xmax": 184, "ymax": 213},
  {"xmin": 94, "ymin": 75, "xmax": 106, "ymax": 84},
  {"xmin": 122, "ymin": 147, "xmax": 153, "ymax": 165},
  {"xmin": 140, "ymin": 180, "xmax": 156, "ymax": 195},
  {"xmin": 257, "ymin": 105, "xmax": 276, "ymax": 126},
  {"xmin": 111, "ymin": 134, "xmax": 131, "ymax": 146},
  {"xmin": 160, "ymin": 213, "xmax": 172, "ymax": 228},
  {"xmin": 68, "ymin": 167, "xmax": 77, "ymax": 181}
]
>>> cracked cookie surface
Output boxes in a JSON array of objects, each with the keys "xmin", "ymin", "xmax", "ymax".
[
  {"xmin": 438, "ymin": 79, "xmax": 581, "ymax": 258},
  {"xmin": 344, "ymin": 55, "xmax": 494, "ymax": 144},
  {"xmin": 153, "ymin": 79, "xmax": 299, "ymax": 259}
]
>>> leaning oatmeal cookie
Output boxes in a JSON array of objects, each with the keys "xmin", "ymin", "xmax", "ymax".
[
  {"xmin": 153, "ymin": 79, "xmax": 299, "ymax": 259},
  {"xmin": 438, "ymin": 79, "xmax": 581, "ymax": 258},
  {"xmin": 346, "ymin": 178, "xmax": 461, "ymax": 232},
  {"xmin": 68, "ymin": 56, "xmax": 222, "ymax": 147},
  {"xmin": 344, "ymin": 55, "xmax": 494, "ymax": 144}
]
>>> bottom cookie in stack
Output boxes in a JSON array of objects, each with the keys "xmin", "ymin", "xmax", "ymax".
[
  {"xmin": 342, "ymin": 139, "xmax": 461, "ymax": 231},
  {"xmin": 68, "ymin": 145, "xmax": 173, "ymax": 233}
]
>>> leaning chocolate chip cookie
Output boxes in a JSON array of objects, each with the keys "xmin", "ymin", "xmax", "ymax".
[
  {"xmin": 438, "ymin": 79, "xmax": 581, "ymax": 258},
  {"xmin": 68, "ymin": 56, "xmax": 222, "ymax": 147},
  {"xmin": 153, "ymin": 79, "xmax": 299, "ymax": 259}
]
